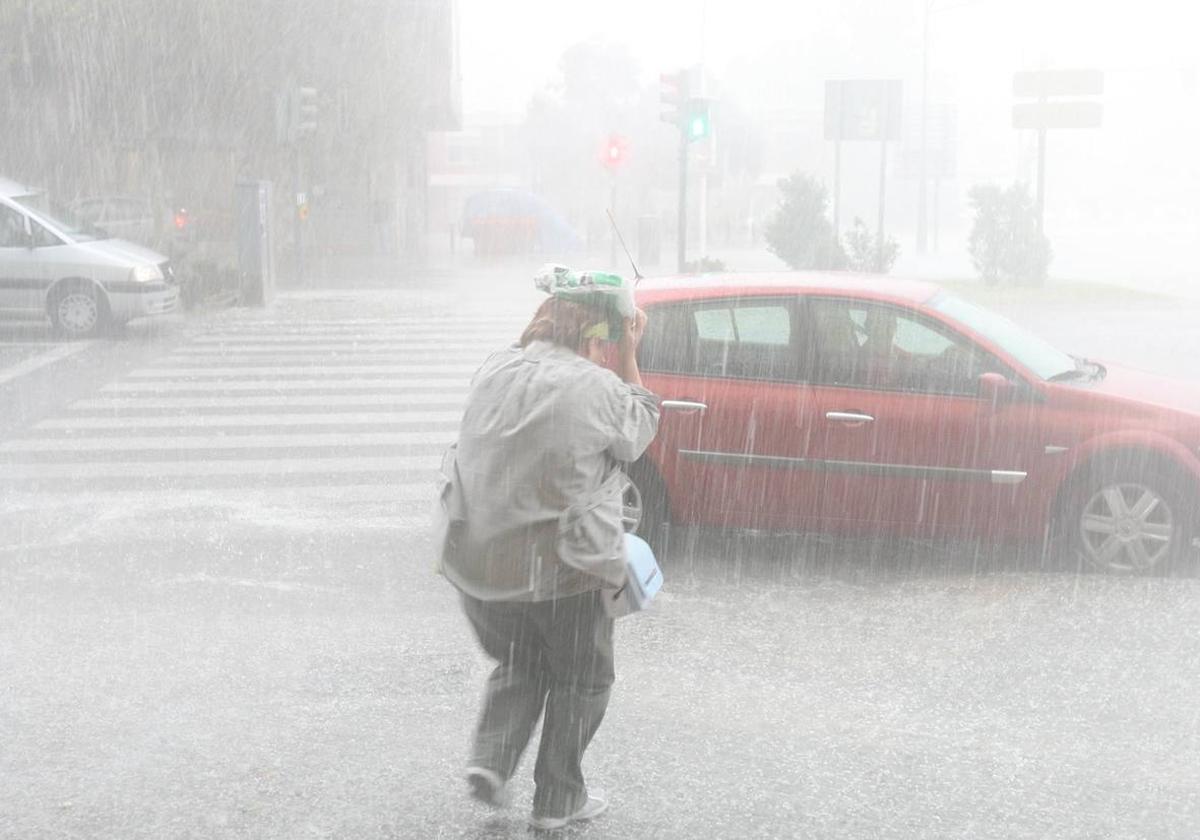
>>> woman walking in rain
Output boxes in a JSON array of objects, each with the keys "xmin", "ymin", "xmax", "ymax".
[{"xmin": 435, "ymin": 275, "xmax": 659, "ymax": 831}]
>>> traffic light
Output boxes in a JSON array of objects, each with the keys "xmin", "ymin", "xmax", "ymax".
[
  {"xmin": 295, "ymin": 86, "xmax": 319, "ymax": 138},
  {"xmin": 659, "ymin": 70, "xmax": 689, "ymax": 126},
  {"xmin": 661, "ymin": 68, "xmax": 711, "ymax": 143},
  {"xmin": 600, "ymin": 133, "xmax": 629, "ymax": 170},
  {"xmin": 684, "ymin": 101, "xmax": 711, "ymax": 142},
  {"xmin": 276, "ymin": 85, "xmax": 321, "ymax": 144}
]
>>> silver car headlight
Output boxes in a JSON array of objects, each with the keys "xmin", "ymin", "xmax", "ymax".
[{"xmin": 131, "ymin": 263, "xmax": 164, "ymax": 283}]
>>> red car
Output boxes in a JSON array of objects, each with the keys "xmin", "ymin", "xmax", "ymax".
[{"xmin": 623, "ymin": 273, "xmax": 1200, "ymax": 574}]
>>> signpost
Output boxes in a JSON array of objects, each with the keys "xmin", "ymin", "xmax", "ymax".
[
  {"xmin": 900, "ymin": 104, "xmax": 956, "ymax": 252},
  {"xmin": 661, "ymin": 66, "xmax": 713, "ymax": 272},
  {"xmin": 824, "ymin": 79, "xmax": 902, "ymax": 271},
  {"xmin": 600, "ymin": 134, "xmax": 629, "ymax": 269},
  {"xmin": 1012, "ymin": 68, "xmax": 1104, "ymax": 232}
]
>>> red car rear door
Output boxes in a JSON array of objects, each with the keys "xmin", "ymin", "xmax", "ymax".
[{"xmin": 638, "ymin": 295, "xmax": 824, "ymax": 529}]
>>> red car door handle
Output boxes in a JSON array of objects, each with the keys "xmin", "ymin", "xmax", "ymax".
[
  {"xmin": 826, "ymin": 410, "xmax": 874, "ymax": 424},
  {"xmin": 662, "ymin": 399, "xmax": 708, "ymax": 414}
]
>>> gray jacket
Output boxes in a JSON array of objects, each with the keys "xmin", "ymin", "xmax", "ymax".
[{"xmin": 435, "ymin": 340, "xmax": 660, "ymax": 601}]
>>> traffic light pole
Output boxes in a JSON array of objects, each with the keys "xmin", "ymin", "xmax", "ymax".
[
  {"xmin": 609, "ymin": 176, "xmax": 618, "ymax": 269},
  {"xmin": 676, "ymin": 133, "xmax": 688, "ymax": 273},
  {"xmin": 293, "ymin": 145, "xmax": 304, "ymax": 286}
]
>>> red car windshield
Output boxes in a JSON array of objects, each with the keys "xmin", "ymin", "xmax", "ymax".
[{"xmin": 930, "ymin": 292, "xmax": 1076, "ymax": 381}]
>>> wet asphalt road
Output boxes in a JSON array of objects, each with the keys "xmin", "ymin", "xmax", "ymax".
[{"xmin": 3, "ymin": 273, "xmax": 1200, "ymax": 839}]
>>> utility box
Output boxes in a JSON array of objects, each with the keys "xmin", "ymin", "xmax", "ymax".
[
  {"xmin": 236, "ymin": 180, "xmax": 275, "ymax": 306},
  {"xmin": 637, "ymin": 215, "xmax": 661, "ymax": 268}
]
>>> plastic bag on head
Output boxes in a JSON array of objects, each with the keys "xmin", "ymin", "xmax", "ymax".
[{"xmin": 534, "ymin": 263, "xmax": 635, "ymax": 340}]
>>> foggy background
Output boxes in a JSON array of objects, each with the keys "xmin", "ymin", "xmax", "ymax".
[
  {"xmin": 3, "ymin": 0, "xmax": 1197, "ymax": 290},
  {"xmin": 5, "ymin": 2, "xmax": 1200, "ymax": 838},
  {"xmin": 455, "ymin": 0, "xmax": 1200, "ymax": 289}
]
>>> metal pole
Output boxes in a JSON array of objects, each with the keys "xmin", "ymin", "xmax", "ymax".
[
  {"xmin": 916, "ymin": 1, "xmax": 930, "ymax": 254},
  {"xmin": 293, "ymin": 145, "xmax": 303, "ymax": 285},
  {"xmin": 832, "ymin": 138, "xmax": 842, "ymax": 234},
  {"xmin": 877, "ymin": 135, "xmax": 888, "ymax": 272},
  {"xmin": 933, "ymin": 172, "xmax": 941, "ymax": 253},
  {"xmin": 609, "ymin": 176, "xmax": 618, "ymax": 269},
  {"xmin": 1035, "ymin": 126, "xmax": 1046, "ymax": 234},
  {"xmin": 677, "ymin": 133, "xmax": 688, "ymax": 273}
]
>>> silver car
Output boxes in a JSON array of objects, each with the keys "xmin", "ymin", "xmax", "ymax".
[{"xmin": 0, "ymin": 177, "xmax": 179, "ymax": 338}]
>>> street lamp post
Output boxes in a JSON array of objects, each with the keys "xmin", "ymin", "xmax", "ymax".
[{"xmin": 916, "ymin": 1, "xmax": 931, "ymax": 255}]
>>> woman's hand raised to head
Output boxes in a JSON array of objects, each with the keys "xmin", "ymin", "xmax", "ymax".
[
  {"xmin": 617, "ymin": 308, "xmax": 647, "ymax": 386},
  {"xmin": 619, "ymin": 308, "xmax": 647, "ymax": 354}
]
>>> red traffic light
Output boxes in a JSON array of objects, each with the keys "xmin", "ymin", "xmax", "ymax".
[
  {"xmin": 600, "ymin": 133, "xmax": 629, "ymax": 170},
  {"xmin": 660, "ymin": 68, "xmax": 694, "ymax": 125}
]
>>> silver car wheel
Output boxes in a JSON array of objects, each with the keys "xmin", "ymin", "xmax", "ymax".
[
  {"xmin": 620, "ymin": 474, "xmax": 643, "ymax": 533},
  {"xmin": 1079, "ymin": 482, "xmax": 1174, "ymax": 572},
  {"xmin": 57, "ymin": 291, "xmax": 99, "ymax": 335}
]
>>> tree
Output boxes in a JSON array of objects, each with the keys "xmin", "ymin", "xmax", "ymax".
[
  {"xmin": 764, "ymin": 173, "xmax": 844, "ymax": 270},
  {"xmin": 521, "ymin": 39, "xmax": 662, "ymax": 248},
  {"xmin": 842, "ymin": 218, "xmax": 899, "ymax": 274},
  {"xmin": 967, "ymin": 182, "xmax": 1052, "ymax": 285}
]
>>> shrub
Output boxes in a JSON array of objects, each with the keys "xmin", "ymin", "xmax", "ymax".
[
  {"xmin": 683, "ymin": 257, "xmax": 727, "ymax": 273},
  {"xmin": 966, "ymin": 182, "xmax": 1052, "ymax": 285},
  {"xmin": 842, "ymin": 217, "xmax": 899, "ymax": 274},
  {"xmin": 764, "ymin": 173, "xmax": 845, "ymax": 270}
]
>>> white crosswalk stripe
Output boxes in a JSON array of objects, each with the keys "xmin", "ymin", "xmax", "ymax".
[
  {"xmin": 126, "ymin": 364, "xmax": 481, "ymax": 378},
  {"xmin": 101, "ymin": 379, "xmax": 467, "ymax": 392},
  {"xmin": 35, "ymin": 411, "xmax": 462, "ymax": 429},
  {"xmin": 1, "ymin": 456, "xmax": 439, "ymax": 480},
  {"xmin": 67, "ymin": 393, "xmax": 467, "ymax": 410},
  {"xmin": 0, "ymin": 309, "xmax": 520, "ymax": 540}
]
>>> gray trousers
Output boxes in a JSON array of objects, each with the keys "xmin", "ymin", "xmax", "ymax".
[{"xmin": 461, "ymin": 590, "xmax": 615, "ymax": 819}]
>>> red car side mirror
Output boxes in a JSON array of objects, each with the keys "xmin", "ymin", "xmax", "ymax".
[{"xmin": 978, "ymin": 372, "xmax": 1017, "ymax": 407}]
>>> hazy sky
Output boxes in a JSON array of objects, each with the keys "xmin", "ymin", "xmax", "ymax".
[{"xmin": 459, "ymin": 0, "xmax": 1199, "ymax": 117}]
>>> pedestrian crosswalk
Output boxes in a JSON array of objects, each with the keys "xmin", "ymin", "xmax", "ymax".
[{"xmin": 0, "ymin": 311, "xmax": 525, "ymax": 547}]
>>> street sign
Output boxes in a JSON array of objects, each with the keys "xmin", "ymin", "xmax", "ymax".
[
  {"xmin": 1013, "ymin": 69, "xmax": 1104, "ymax": 98},
  {"xmin": 1011, "ymin": 68, "xmax": 1104, "ymax": 235},
  {"xmin": 824, "ymin": 80, "xmax": 902, "ymax": 142},
  {"xmin": 1012, "ymin": 101, "xmax": 1103, "ymax": 130}
]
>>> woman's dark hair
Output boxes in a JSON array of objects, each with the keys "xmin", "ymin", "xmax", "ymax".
[{"xmin": 519, "ymin": 297, "xmax": 606, "ymax": 351}]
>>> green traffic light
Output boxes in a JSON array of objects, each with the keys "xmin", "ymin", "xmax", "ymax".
[{"xmin": 689, "ymin": 115, "xmax": 708, "ymax": 139}]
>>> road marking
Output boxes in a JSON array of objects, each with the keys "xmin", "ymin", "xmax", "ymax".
[
  {"xmin": 163, "ymin": 350, "xmax": 490, "ymax": 362},
  {"xmin": 0, "ymin": 341, "xmax": 95, "ymax": 386},
  {"xmin": 0, "ymin": 431, "xmax": 454, "ymax": 452},
  {"xmin": 0, "ymin": 455, "xmax": 440, "ymax": 479},
  {"xmin": 191, "ymin": 330, "xmax": 515, "ymax": 342},
  {"xmin": 126, "ymin": 364, "xmax": 480, "ymax": 378},
  {"xmin": 101, "ymin": 378, "xmax": 469, "ymax": 392},
  {"xmin": 1, "ymin": 482, "xmax": 433, "ymax": 507},
  {"xmin": 69, "ymin": 393, "xmax": 467, "ymax": 410},
  {"xmin": 173, "ymin": 339, "xmax": 503, "ymax": 349},
  {"xmin": 203, "ymin": 317, "xmax": 519, "ymax": 326},
  {"xmin": 36, "ymin": 411, "xmax": 462, "ymax": 429}
]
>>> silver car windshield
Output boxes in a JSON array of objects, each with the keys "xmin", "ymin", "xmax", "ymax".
[
  {"xmin": 930, "ymin": 292, "xmax": 1076, "ymax": 381},
  {"xmin": 11, "ymin": 192, "xmax": 104, "ymax": 242}
]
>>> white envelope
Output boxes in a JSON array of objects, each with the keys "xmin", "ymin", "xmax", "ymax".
[{"xmin": 602, "ymin": 533, "xmax": 663, "ymax": 618}]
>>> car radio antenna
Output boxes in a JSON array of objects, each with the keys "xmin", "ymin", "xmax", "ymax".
[{"xmin": 606, "ymin": 208, "xmax": 644, "ymax": 285}]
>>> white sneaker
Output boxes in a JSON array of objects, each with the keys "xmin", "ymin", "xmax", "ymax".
[
  {"xmin": 465, "ymin": 766, "xmax": 510, "ymax": 809},
  {"xmin": 528, "ymin": 792, "xmax": 609, "ymax": 831}
]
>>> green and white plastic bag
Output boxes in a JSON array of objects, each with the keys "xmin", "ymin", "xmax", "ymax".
[{"xmin": 534, "ymin": 263, "xmax": 635, "ymax": 341}]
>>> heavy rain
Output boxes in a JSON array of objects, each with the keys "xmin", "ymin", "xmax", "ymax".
[{"xmin": 2, "ymin": 0, "xmax": 1200, "ymax": 837}]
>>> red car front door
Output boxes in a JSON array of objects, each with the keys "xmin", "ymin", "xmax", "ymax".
[{"xmin": 802, "ymin": 296, "xmax": 1044, "ymax": 538}]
